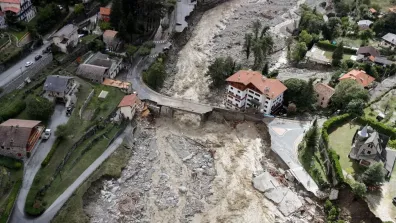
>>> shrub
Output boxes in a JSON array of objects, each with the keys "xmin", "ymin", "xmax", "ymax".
[
  {"xmin": 137, "ymin": 47, "xmax": 151, "ymax": 56},
  {"xmin": 41, "ymin": 139, "xmax": 60, "ymax": 167},
  {"xmin": 329, "ymin": 149, "xmax": 344, "ymax": 183},
  {"xmin": 356, "ymin": 117, "xmax": 396, "ymax": 139},
  {"xmin": 351, "ymin": 181, "xmax": 367, "ymax": 198},
  {"xmin": 0, "ymin": 155, "xmax": 22, "ymax": 170},
  {"xmin": 316, "ymin": 40, "xmax": 357, "ymax": 54},
  {"xmin": 0, "ymin": 100, "xmax": 26, "ymax": 122},
  {"xmin": 142, "ymin": 41, "xmax": 155, "ymax": 49}
]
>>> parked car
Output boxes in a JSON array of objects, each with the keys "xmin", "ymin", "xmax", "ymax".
[
  {"xmin": 25, "ymin": 61, "xmax": 33, "ymax": 67},
  {"xmin": 42, "ymin": 129, "xmax": 51, "ymax": 140},
  {"xmin": 35, "ymin": 55, "xmax": 42, "ymax": 61}
]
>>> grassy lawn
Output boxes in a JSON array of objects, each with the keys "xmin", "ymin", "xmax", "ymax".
[
  {"xmin": 7, "ymin": 30, "xmax": 28, "ymax": 41},
  {"xmin": 323, "ymin": 50, "xmax": 354, "ymax": 61},
  {"xmin": 329, "ymin": 124, "xmax": 366, "ymax": 176},
  {"xmin": 80, "ymin": 34, "xmax": 99, "ymax": 44},
  {"xmin": 371, "ymin": 0, "xmax": 393, "ymax": 11},
  {"xmin": 25, "ymin": 79, "xmax": 125, "ymax": 214},
  {"xmin": 0, "ymin": 36, "xmax": 9, "ymax": 47},
  {"xmin": 52, "ymin": 142, "xmax": 133, "ymax": 223}
]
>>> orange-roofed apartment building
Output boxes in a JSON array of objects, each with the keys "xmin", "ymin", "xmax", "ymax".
[
  {"xmin": 225, "ymin": 70, "xmax": 287, "ymax": 115},
  {"xmin": 0, "ymin": 119, "xmax": 44, "ymax": 159},
  {"xmin": 314, "ymin": 83, "xmax": 335, "ymax": 108},
  {"xmin": 0, "ymin": 0, "xmax": 36, "ymax": 22},
  {"xmin": 338, "ymin": 69, "xmax": 375, "ymax": 88},
  {"xmin": 99, "ymin": 7, "xmax": 110, "ymax": 22}
]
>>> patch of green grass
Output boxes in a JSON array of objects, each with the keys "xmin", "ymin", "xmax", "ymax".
[
  {"xmin": 329, "ymin": 124, "xmax": 366, "ymax": 176},
  {"xmin": 52, "ymin": 142, "xmax": 133, "ymax": 223},
  {"xmin": 7, "ymin": 30, "xmax": 28, "ymax": 41},
  {"xmin": 80, "ymin": 34, "xmax": 99, "ymax": 44},
  {"xmin": 323, "ymin": 50, "xmax": 353, "ymax": 61},
  {"xmin": 0, "ymin": 37, "xmax": 9, "ymax": 47},
  {"xmin": 364, "ymin": 89, "xmax": 396, "ymax": 126},
  {"xmin": 371, "ymin": 0, "xmax": 393, "ymax": 11},
  {"xmin": 0, "ymin": 166, "xmax": 22, "ymax": 222}
]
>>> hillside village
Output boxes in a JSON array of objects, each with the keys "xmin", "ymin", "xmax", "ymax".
[{"xmin": 1, "ymin": 0, "xmax": 396, "ymax": 222}]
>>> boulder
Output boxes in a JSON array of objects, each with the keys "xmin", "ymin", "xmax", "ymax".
[{"xmin": 252, "ymin": 171, "xmax": 280, "ymax": 193}]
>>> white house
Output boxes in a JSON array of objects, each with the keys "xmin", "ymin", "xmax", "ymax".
[
  {"xmin": 53, "ymin": 24, "xmax": 79, "ymax": 54},
  {"xmin": 117, "ymin": 94, "xmax": 141, "ymax": 120},
  {"xmin": 225, "ymin": 70, "xmax": 287, "ymax": 115},
  {"xmin": 0, "ymin": 0, "xmax": 36, "ymax": 22}
]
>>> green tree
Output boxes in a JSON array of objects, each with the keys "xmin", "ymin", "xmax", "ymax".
[
  {"xmin": 262, "ymin": 62, "xmax": 269, "ymax": 76},
  {"xmin": 331, "ymin": 79, "xmax": 369, "ymax": 110},
  {"xmin": 243, "ymin": 33, "xmax": 252, "ymax": 60},
  {"xmin": 362, "ymin": 162, "xmax": 385, "ymax": 186},
  {"xmin": 283, "ymin": 78, "xmax": 315, "ymax": 109},
  {"xmin": 205, "ymin": 57, "xmax": 237, "ymax": 89},
  {"xmin": 335, "ymin": 1, "xmax": 350, "ymax": 16},
  {"xmin": 299, "ymin": 5, "xmax": 324, "ymax": 34},
  {"xmin": 125, "ymin": 44, "xmax": 137, "ymax": 57},
  {"xmin": 360, "ymin": 29, "xmax": 373, "ymax": 40},
  {"xmin": 99, "ymin": 21, "xmax": 111, "ymax": 31},
  {"xmin": 74, "ymin": 3, "xmax": 84, "ymax": 14},
  {"xmin": 346, "ymin": 99, "xmax": 365, "ymax": 116},
  {"xmin": 351, "ymin": 181, "xmax": 367, "ymax": 198},
  {"xmin": 55, "ymin": 124, "xmax": 68, "ymax": 139},
  {"xmin": 332, "ymin": 42, "xmax": 344, "ymax": 67},
  {"xmin": 291, "ymin": 42, "xmax": 307, "ymax": 63},
  {"xmin": 26, "ymin": 96, "xmax": 54, "ymax": 121},
  {"xmin": 322, "ymin": 17, "xmax": 342, "ymax": 40},
  {"xmin": 143, "ymin": 58, "xmax": 166, "ymax": 90},
  {"xmin": 299, "ymin": 30, "xmax": 313, "ymax": 45},
  {"xmin": 90, "ymin": 39, "xmax": 105, "ymax": 52},
  {"xmin": 110, "ymin": 0, "xmax": 123, "ymax": 29}
]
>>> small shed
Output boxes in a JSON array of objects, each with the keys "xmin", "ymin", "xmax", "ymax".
[{"xmin": 98, "ymin": 90, "xmax": 108, "ymax": 99}]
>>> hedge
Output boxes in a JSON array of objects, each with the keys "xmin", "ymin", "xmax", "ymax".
[
  {"xmin": 0, "ymin": 155, "xmax": 22, "ymax": 170},
  {"xmin": 321, "ymin": 113, "xmax": 352, "ymax": 146},
  {"xmin": 317, "ymin": 40, "xmax": 357, "ymax": 55},
  {"xmin": 328, "ymin": 149, "xmax": 344, "ymax": 183},
  {"xmin": 0, "ymin": 180, "xmax": 22, "ymax": 223},
  {"xmin": 41, "ymin": 138, "xmax": 61, "ymax": 168},
  {"xmin": 0, "ymin": 100, "xmax": 26, "ymax": 122},
  {"xmin": 356, "ymin": 117, "xmax": 396, "ymax": 139}
]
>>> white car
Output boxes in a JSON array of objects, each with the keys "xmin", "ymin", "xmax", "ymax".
[
  {"xmin": 25, "ymin": 61, "xmax": 33, "ymax": 67},
  {"xmin": 42, "ymin": 129, "xmax": 51, "ymax": 140}
]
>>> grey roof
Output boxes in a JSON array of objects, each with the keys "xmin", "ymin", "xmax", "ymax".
[
  {"xmin": 357, "ymin": 46, "xmax": 380, "ymax": 57},
  {"xmin": 357, "ymin": 20, "xmax": 373, "ymax": 27},
  {"xmin": 54, "ymin": 24, "xmax": 78, "ymax": 38},
  {"xmin": 90, "ymin": 58, "xmax": 112, "ymax": 68},
  {"xmin": 43, "ymin": 75, "xmax": 73, "ymax": 93},
  {"xmin": 76, "ymin": 64, "xmax": 108, "ymax": 82},
  {"xmin": 382, "ymin": 33, "xmax": 396, "ymax": 45},
  {"xmin": 374, "ymin": 57, "xmax": 394, "ymax": 65}
]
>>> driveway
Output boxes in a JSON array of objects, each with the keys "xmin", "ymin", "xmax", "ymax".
[
  {"xmin": 0, "ymin": 42, "xmax": 52, "ymax": 88},
  {"xmin": 10, "ymin": 104, "xmax": 69, "ymax": 223},
  {"xmin": 265, "ymin": 118, "xmax": 320, "ymax": 195}
]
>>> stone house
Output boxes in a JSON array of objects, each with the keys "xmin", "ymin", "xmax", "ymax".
[
  {"xmin": 314, "ymin": 83, "xmax": 335, "ymax": 108},
  {"xmin": 43, "ymin": 75, "xmax": 75, "ymax": 101},
  {"xmin": 53, "ymin": 24, "xmax": 79, "ymax": 54},
  {"xmin": 349, "ymin": 126, "xmax": 396, "ymax": 177},
  {"xmin": 0, "ymin": 119, "xmax": 43, "ymax": 159},
  {"xmin": 117, "ymin": 94, "xmax": 141, "ymax": 120},
  {"xmin": 76, "ymin": 52, "xmax": 123, "ymax": 83}
]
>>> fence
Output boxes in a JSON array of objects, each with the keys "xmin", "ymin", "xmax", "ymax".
[
  {"xmin": 79, "ymin": 89, "xmax": 95, "ymax": 118},
  {"xmin": 0, "ymin": 54, "xmax": 53, "ymax": 98}
]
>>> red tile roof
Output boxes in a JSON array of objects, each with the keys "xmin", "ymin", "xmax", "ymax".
[
  {"xmin": 118, "ymin": 94, "xmax": 138, "ymax": 107},
  {"xmin": 100, "ymin": 7, "xmax": 111, "ymax": 16},
  {"xmin": 0, "ymin": 0, "xmax": 20, "ymax": 3},
  {"xmin": 339, "ymin": 69, "xmax": 375, "ymax": 87},
  {"xmin": 369, "ymin": 8, "xmax": 377, "ymax": 13},
  {"xmin": 314, "ymin": 83, "xmax": 335, "ymax": 99},
  {"xmin": 3, "ymin": 7, "xmax": 20, "ymax": 13},
  {"xmin": 103, "ymin": 30, "xmax": 118, "ymax": 38},
  {"xmin": 226, "ymin": 70, "xmax": 287, "ymax": 99}
]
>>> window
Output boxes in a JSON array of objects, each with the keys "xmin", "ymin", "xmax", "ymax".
[
  {"xmin": 322, "ymin": 97, "xmax": 325, "ymax": 100},
  {"xmin": 238, "ymin": 90, "xmax": 241, "ymax": 93},
  {"xmin": 320, "ymin": 102, "xmax": 323, "ymax": 105},
  {"xmin": 230, "ymin": 87, "xmax": 233, "ymax": 90},
  {"xmin": 367, "ymin": 150, "xmax": 371, "ymax": 154},
  {"xmin": 6, "ymin": 148, "xmax": 10, "ymax": 150},
  {"xmin": 0, "ymin": 146, "xmax": 3, "ymax": 149},
  {"xmin": 255, "ymin": 93, "xmax": 260, "ymax": 96}
]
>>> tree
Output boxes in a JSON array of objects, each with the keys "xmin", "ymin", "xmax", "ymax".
[
  {"xmin": 26, "ymin": 96, "xmax": 54, "ymax": 121},
  {"xmin": 90, "ymin": 39, "xmax": 105, "ymax": 52},
  {"xmin": 331, "ymin": 79, "xmax": 368, "ymax": 110},
  {"xmin": 360, "ymin": 29, "xmax": 373, "ymax": 40},
  {"xmin": 143, "ymin": 58, "xmax": 166, "ymax": 90},
  {"xmin": 299, "ymin": 5, "xmax": 324, "ymax": 34},
  {"xmin": 125, "ymin": 44, "xmax": 137, "ymax": 57},
  {"xmin": 283, "ymin": 78, "xmax": 315, "ymax": 109},
  {"xmin": 291, "ymin": 42, "xmax": 307, "ymax": 63},
  {"xmin": 351, "ymin": 181, "xmax": 367, "ymax": 198},
  {"xmin": 299, "ymin": 30, "xmax": 313, "ymax": 45},
  {"xmin": 362, "ymin": 162, "xmax": 385, "ymax": 186},
  {"xmin": 262, "ymin": 62, "xmax": 269, "ymax": 76},
  {"xmin": 243, "ymin": 33, "xmax": 252, "ymax": 60},
  {"xmin": 74, "ymin": 3, "xmax": 84, "ymax": 14},
  {"xmin": 110, "ymin": 0, "xmax": 123, "ymax": 29},
  {"xmin": 55, "ymin": 124, "xmax": 68, "ymax": 139},
  {"xmin": 322, "ymin": 17, "xmax": 342, "ymax": 40},
  {"xmin": 205, "ymin": 57, "xmax": 237, "ymax": 89},
  {"xmin": 346, "ymin": 99, "xmax": 365, "ymax": 116},
  {"xmin": 99, "ymin": 21, "xmax": 111, "ymax": 31},
  {"xmin": 332, "ymin": 42, "xmax": 344, "ymax": 67},
  {"xmin": 335, "ymin": 1, "xmax": 350, "ymax": 16}
]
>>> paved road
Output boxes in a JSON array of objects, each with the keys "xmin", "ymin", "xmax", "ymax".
[
  {"xmin": 265, "ymin": 118, "xmax": 320, "ymax": 195},
  {"xmin": 10, "ymin": 104, "xmax": 69, "ymax": 223},
  {"xmin": 0, "ymin": 42, "xmax": 52, "ymax": 88}
]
